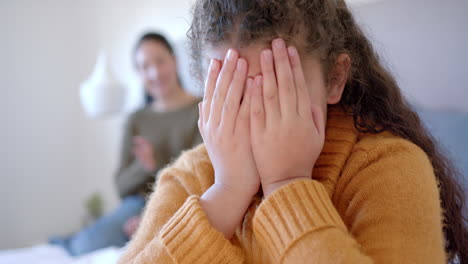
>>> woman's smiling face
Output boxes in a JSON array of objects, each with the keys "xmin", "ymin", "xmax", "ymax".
[{"xmin": 135, "ymin": 40, "xmax": 179, "ymax": 99}]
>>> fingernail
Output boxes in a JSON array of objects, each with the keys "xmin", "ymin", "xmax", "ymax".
[
  {"xmin": 287, "ymin": 46, "xmax": 297, "ymax": 58},
  {"xmin": 273, "ymin": 38, "xmax": 285, "ymax": 49},
  {"xmin": 255, "ymin": 76, "xmax": 263, "ymax": 87},
  {"xmin": 209, "ymin": 59, "xmax": 218, "ymax": 72},
  {"xmin": 262, "ymin": 49, "xmax": 272, "ymax": 63},
  {"xmin": 246, "ymin": 78, "xmax": 253, "ymax": 89},
  {"xmin": 226, "ymin": 49, "xmax": 235, "ymax": 61},
  {"xmin": 209, "ymin": 59, "xmax": 214, "ymax": 71},
  {"xmin": 236, "ymin": 59, "xmax": 245, "ymax": 71}
]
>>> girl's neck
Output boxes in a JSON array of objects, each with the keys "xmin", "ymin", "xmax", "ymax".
[{"xmin": 151, "ymin": 83, "xmax": 196, "ymax": 112}]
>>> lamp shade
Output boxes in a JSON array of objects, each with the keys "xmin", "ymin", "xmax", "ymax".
[{"xmin": 80, "ymin": 53, "xmax": 126, "ymax": 118}]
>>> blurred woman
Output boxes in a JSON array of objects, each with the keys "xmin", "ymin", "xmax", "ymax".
[{"xmin": 51, "ymin": 32, "xmax": 202, "ymax": 256}]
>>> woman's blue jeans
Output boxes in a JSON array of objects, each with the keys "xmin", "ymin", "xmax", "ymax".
[{"xmin": 50, "ymin": 195, "xmax": 146, "ymax": 256}]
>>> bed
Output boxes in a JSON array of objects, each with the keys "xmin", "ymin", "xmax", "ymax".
[{"xmin": 0, "ymin": 244, "xmax": 124, "ymax": 264}]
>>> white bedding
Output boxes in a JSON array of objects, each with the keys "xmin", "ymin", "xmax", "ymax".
[{"xmin": 0, "ymin": 244, "xmax": 124, "ymax": 264}]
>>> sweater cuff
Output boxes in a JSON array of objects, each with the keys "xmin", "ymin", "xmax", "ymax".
[
  {"xmin": 160, "ymin": 195, "xmax": 244, "ymax": 264},
  {"xmin": 253, "ymin": 179, "xmax": 346, "ymax": 261}
]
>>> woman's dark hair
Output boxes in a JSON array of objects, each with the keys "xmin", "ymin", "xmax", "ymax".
[
  {"xmin": 133, "ymin": 32, "xmax": 176, "ymax": 105},
  {"xmin": 188, "ymin": 0, "xmax": 467, "ymax": 262}
]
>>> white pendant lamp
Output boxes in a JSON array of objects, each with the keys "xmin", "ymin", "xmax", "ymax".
[{"xmin": 80, "ymin": 52, "xmax": 126, "ymax": 118}]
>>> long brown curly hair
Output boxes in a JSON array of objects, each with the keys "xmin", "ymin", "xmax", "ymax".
[{"xmin": 187, "ymin": 0, "xmax": 467, "ymax": 262}]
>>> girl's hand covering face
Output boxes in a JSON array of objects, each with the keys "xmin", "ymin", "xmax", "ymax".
[
  {"xmin": 198, "ymin": 49, "xmax": 261, "ymax": 198},
  {"xmin": 199, "ymin": 38, "xmax": 325, "ymax": 199},
  {"xmin": 249, "ymin": 38, "xmax": 326, "ymax": 196}
]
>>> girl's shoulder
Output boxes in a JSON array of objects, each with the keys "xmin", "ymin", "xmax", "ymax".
[
  {"xmin": 170, "ymin": 143, "xmax": 211, "ymax": 173},
  {"xmin": 156, "ymin": 143, "xmax": 214, "ymax": 196},
  {"xmin": 353, "ymin": 131, "xmax": 429, "ymax": 163},
  {"xmin": 344, "ymin": 131, "xmax": 436, "ymax": 188}
]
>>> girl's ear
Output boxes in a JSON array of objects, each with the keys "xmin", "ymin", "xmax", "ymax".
[{"xmin": 327, "ymin": 53, "xmax": 351, "ymax": 104}]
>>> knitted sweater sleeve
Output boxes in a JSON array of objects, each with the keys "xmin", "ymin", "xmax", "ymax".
[
  {"xmin": 252, "ymin": 139, "xmax": 446, "ymax": 263},
  {"xmin": 118, "ymin": 145, "xmax": 245, "ymax": 264}
]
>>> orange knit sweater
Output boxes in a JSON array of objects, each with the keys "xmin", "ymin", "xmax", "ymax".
[{"xmin": 118, "ymin": 107, "xmax": 446, "ymax": 263}]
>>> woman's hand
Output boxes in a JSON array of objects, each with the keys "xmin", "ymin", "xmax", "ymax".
[
  {"xmin": 123, "ymin": 215, "xmax": 141, "ymax": 238},
  {"xmin": 132, "ymin": 136, "xmax": 157, "ymax": 172},
  {"xmin": 250, "ymin": 39, "xmax": 326, "ymax": 197},
  {"xmin": 199, "ymin": 49, "xmax": 260, "ymax": 239}
]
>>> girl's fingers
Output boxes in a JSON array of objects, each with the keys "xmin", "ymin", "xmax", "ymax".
[
  {"xmin": 203, "ymin": 59, "xmax": 220, "ymax": 123},
  {"xmin": 287, "ymin": 46, "xmax": 311, "ymax": 118},
  {"xmin": 221, "ymin": 58, "xmax": 248, "ymax": 132},
  {"xmin": 311, "ymin": 104, "xmax": 326, "ymax": 137},
  {"xmin": 209, "ymin": 49, "xmax": 238, "ymax": 125},
  {"xmin": 272, "ymin": 38, "xmax": 297, "ymax": 118},
  {"xmin": 235, "ymin": 77, "xmax": 253, "ymax": 134},
  {"xmin": 198, "ymin": 102, "xmax": 205, "ymax": 141},
  {"xmin": 250, "ymin": 75, "xmax": 265, "ymax": 133},
  {"xmin": 260, "ymin": 49, "xmax": 281, "ymax": 123}
]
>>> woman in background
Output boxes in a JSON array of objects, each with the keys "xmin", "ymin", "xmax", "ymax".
[{"xmin": 51, "ymin": 32, "xmax": 202, "ymax": 256}]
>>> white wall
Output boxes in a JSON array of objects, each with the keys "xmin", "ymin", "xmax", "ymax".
[
  {"xmin": 350, "ymin": 0, "xmax": 468, "ymax": 112},
  {"xmin": 0, "ymin": 0, "xmax": 194, "ymax": 249}
]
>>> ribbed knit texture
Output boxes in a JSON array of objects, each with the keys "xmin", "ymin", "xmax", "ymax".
[
  {"xmin": 253, "ymin": 180, "xmax": 347, "ymax": 262},
  {"xmin": 118, "ymin": 106, "xmax": 446, "ymax": 264},
  {"xmin": 160, "ymin": 195, "xmax": 244, "ymax": 263}
]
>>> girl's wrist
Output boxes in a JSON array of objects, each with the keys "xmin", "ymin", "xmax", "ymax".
[
  {"xmin": 262, "ymin": 176, "xmax": 311, "ymax": 197},
  {"xmin": 200, "ymin": 183, "xmax": 255, "ymax": 239},
  {"xmin": 212, "ymin": 181, "xmax": 258, "ymax": 199}
]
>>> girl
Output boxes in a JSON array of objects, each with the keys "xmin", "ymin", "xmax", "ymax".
[{"xmin": 119, "ymin": 1, "xmax": 467, "ymax": 263}]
